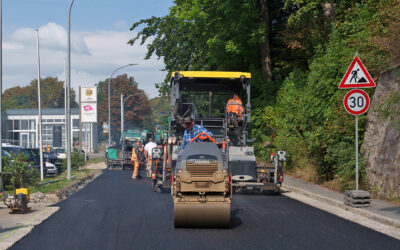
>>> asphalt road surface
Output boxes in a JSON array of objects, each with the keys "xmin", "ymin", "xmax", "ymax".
[{"xmin": 12, "ymin": 170, "xmax": 400, "ymax": 250}]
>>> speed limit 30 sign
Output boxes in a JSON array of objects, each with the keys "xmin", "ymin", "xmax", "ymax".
[{"xmin": 343, "ymin": 89, "xmax": 370, "ymax": 115}]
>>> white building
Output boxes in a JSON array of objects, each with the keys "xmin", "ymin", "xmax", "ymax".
[{"xmin": 3, "ymin": 108, "xmax": 98, "ymax": 152}]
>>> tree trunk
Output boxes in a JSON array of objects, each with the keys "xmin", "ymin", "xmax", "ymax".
[{"xmin": 259, "ymin": 0, "xmax": 272, "ymax": 82}]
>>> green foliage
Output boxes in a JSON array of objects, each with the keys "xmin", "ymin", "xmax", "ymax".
[
  {"xmin": 149, "ymin": 97, "xmax": 170, "ymax": 128},
  {"xmin": 2, "ymin": 77, "xmax": 78, "ymax": 110},
  {"xmin": 129, "ymin": 0, "xmax": 400, "ymax": 191},
  {"xmin": 1, "ymin": 153, "xmax": 36, "ymax": 190},
  {"xmin": 62, "ymin": 152, "xmax": 85, "ymax": 171},
  {"xmin": 96, "ymin": 74, "xmax": 152, "ymax": 143},
  {"xmin": 129, "ymin": 0, "xmax": 279, "ymax": 99}
]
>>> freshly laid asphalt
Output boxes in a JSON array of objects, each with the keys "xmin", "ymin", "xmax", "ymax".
[{"xmin": 12, "ymin": 170, "xmax": 400, "ymax": 250}]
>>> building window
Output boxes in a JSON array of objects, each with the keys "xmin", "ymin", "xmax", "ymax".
[
  {"xmin": 30, "ymin": 120, "xmax": 36, "ymax": 130},
  {"xmin": 13, "ymin": 132, "xmax": 20, "ymax": 142},
  {"xmin": 73, "ymin": 119, "xmax": 79, "ymax": 129},
  {"xmin": 14, "ymin": 120, "xmax": 20, "ymax": 130},
  {"xmin": 47, "ymin": 118, "xmax": 54, "ymax": 123},
  {"xmin": 7, "ymin": 120, "xmax": 13, "ymax": 131},
  {"xmin": 21, "ymin": 120, "xmax": 29, "ymax": 130},
  {"xmin": 55, "ymin": 119, "xmax": 62, "ymax": 122}
]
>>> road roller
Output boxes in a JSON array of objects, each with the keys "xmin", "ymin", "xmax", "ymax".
[{"xmin": 171, "ymin": 133, "xmax": 232, "ymax": 228}]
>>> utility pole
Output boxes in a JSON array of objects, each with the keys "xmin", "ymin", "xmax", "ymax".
[
  {"xmin": 0, "ymin": 0, "xmax": 3, "ymax": 190},
  {"xmin": 79, "ymin": 86, "xmax": 82, "ymax": 152},
  {"xmin": 108, "ymin": 63, "xmax": 137, "ymax": 147},
  {"xmin": 66, "ymin": 0, "xmax": 75, "ymax": 180},
  {"xmin": 121, "ymin": 94, "xmax": 124, "ymax": 154},
  {"xmin": 121, "ymin": 94, "xmax": 124, "ymax": 135},
  {"xmin": 36, "ymin": 30, "xmax": 44, "ymax": 181},
  {"xmin": 64, "ymin": 58, "xmax": 67, "ymax": 152}
]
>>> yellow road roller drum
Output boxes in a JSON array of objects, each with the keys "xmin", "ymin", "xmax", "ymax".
[{"xmin": 172, "ymin": 133, "xmax": 232, "ymax": 228}]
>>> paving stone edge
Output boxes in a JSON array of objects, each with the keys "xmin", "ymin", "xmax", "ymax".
[{"xmin": 281, "ymin": 183, "xmax": 400, "ymax": 229}]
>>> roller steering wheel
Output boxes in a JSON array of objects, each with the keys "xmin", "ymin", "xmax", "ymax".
[{"xmin": 190, "ymin": 132, "xmax": 216, "ymax": 144}]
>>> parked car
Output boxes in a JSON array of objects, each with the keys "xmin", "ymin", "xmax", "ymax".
[
  {"xmin": 45, "ymin": 162, "xmax": 58, "ymax": 176},
  {"xmin": 2, "ymin": 146, "xmax": 49, "ymax": 177},
  {"xmin": 54, "ymin": 148, "xmax": 66, "ymax": 160},
  {"xmin": 2, "ymin": 145, "xmax": 23, "ymax": 155},
  {"xmin": 20, "ymin": 148, "xmax": 49, "ymax": 177},
  {"xmin": 2, "ymin": 149, "xmax": 12, "ymax": 158},
  {"xmin": 43, "ymin": 152, "xmax": 62, "ymax": 174}
]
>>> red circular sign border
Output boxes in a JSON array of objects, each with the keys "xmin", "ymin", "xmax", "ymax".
[{"xmin": 343, "ymin": 89, "xmax": 370, "ymax": 115}]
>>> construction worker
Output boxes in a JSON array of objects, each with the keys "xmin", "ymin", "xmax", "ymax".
[
  {"xmin": 180, "ymin": 116, "xmax": 213, "ymax": 151},
  {"xmin": 226, "ymin": 94, "xmax": 244, "ymax": 118},
  {"xmin": 144, "ymin": 137, "xmax": 157, "ymax": 177},
  {"xmin": 131, "ymin": 141, "xmax": 141, "ymax": 179}
]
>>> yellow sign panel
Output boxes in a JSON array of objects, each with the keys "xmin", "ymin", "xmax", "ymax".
[{"xmin": 85, "ymin": 88, "xmax": 93, "ymax": 96}]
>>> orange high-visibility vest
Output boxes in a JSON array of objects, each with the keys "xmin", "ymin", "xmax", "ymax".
[{"xmin": 226, "ymin": 95, "xmax": 244, "ymax": 115}]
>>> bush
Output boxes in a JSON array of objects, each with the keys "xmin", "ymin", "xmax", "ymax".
[
  {"xmin": 62, "ymin": 152, "xmax": 85, "ymax": 171},
  {"xmin": 1, "ymin": 153, "xmax": 35, "ymax": 189}
]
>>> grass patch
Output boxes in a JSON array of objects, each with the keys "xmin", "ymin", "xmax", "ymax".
[
  {"xmin": 28, "ymin": 169, "xmax": 92, "ymax": 194},
  {"xmin": 391, "ymin": 197, "xmax": 400, "ymax": 205},
  {"xmin": 86, "ymin": 158, "xmax": 105, "ymax": 165}
]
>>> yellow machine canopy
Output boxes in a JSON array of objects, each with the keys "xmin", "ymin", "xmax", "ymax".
[
  {"xmin": 171, "ymin": 71, "xmax": 251, "ymax": 93},
  {"xmin": 172, "ymin": 71, "xmax": 251, "ymax": 79}
]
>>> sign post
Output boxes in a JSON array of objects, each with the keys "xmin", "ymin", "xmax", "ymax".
[
  {"xmin": 340, "ymin": 54, "xmax": 375, "ymax": 207},
  {"xmin": 80, "ymin": 86, "xmax": 97, "ymax": 153},
  {"xmin": 343, "ymin": 89, "xmax": 370, "ymax": 189}
]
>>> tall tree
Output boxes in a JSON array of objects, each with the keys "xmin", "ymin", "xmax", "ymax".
[
  {"xmin": 96, "ymin": 74, "xmax": 151, "ymax": 143},
  {"xmin": 129, "ymin": 0, "xmax": 270, "ymax": 98},
  {"xmin": 260, "ymin": 0, "xmax": 272, "ymax": 82},
  {"xmin": 2, "ymin": 77, "xmax": 78, "ymax": 110}
]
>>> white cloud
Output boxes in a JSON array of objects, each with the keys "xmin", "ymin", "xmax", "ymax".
[
  {"xmin": 3, "ymin": 22, "xmax": 166, "ymax": 99},
  {"xmin": 9, "ymin": 22, "xmax": 90, "ymax": 55}
]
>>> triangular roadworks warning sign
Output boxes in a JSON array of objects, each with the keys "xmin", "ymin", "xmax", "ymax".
[{"xmin": 338, "ymin": 56, "xmax": 375, "ymax": 89}]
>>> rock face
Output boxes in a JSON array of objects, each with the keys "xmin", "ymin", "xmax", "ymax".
[{"xmin": 361, "ymin": 66, "xmax": 400, "ymax": 199}]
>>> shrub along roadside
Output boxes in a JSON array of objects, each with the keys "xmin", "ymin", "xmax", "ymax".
[
  {"xmin": 61, "ymin": 152, "xmax": 86, "ymax": 171},
  {"xmin": 1, "ymin": 154, "xmax": 38, "ymax": 191},
  {"xmin": 1, "ymin": 151, "xmax": 88, "ymax": 193}
]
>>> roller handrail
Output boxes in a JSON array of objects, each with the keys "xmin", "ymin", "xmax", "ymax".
[{"xmin": 190, "ymin": 132, "xmax": 216, "ymax": 144}]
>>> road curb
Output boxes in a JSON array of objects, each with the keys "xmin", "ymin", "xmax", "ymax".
[
  {"xmin": 53, "ymin": 169, "xmax": 103, "ymax": 201},
  {"xmin": 281, "ymin": 183, "xmax": 400, "ymax": 229}
]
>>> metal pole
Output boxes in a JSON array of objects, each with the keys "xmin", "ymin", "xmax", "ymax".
[
  {"xmin": 121, "ymin": 94, "xmax": 124, "ymax": 134},
  {"xmin": 120, "ymin": 93, "xmax": 138, "ymax": 156},
  {"xmin": 0, "ymin": 0, "xmax": 3, "ymax": 189},
  {"xmin": 66, "ymin": 0, "xmax": 75, "ymax": 180},
  {"xmin": 85, "ymin": 123, "xmax": 88, "ymax": 161},
  {"xmin": 64, "ymin": 58, "xmax": 67, "ymax": 152},
  {"xmin": 108, "ymin": 78, "xmax": 111, "ymax": 147},
  {"xmin": 108, "ymin": 63, "xmax": 137, "ymax": 147},
  {"xmin": 79, "ymin": 86, "xmax": 82, "ymax": 152},
  {"xmin": 36, "ymin": 30, "xmax": 44, "ymax": 181},
  {"xmin": 355, "ymin": 115, "xmax": 358, "ymax": 190}
]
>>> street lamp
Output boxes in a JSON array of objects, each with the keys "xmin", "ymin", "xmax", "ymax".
[
  {"xmin": 0, "ymin": 0, "xmax": 3, "ymax": 187},
  {"xmin": 108, "ymin": 63, "xmax": 137, "ymax": 147},
  {"xmin": 120, "ymin": 93, "xmax": 141, "ymax": 157},
  {"xmin": 120, "ymin": 93, "xmax": 141, "ymax": 135},
  {"xmin": 66, "ymin": 0, "xmax": 75, "ymax": 180}
]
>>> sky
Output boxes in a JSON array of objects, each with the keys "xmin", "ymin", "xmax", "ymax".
[{"xmin": 2, "ymin": 0, "xmax": 174, "ymax": 98}]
